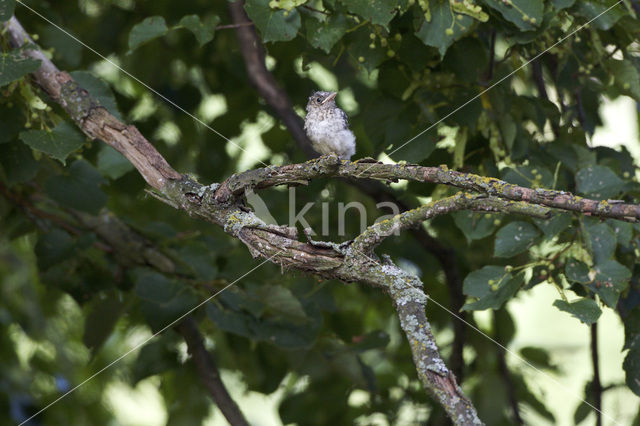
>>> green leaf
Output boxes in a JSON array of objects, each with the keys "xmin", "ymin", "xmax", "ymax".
[
  {"xmin": 485, "ymin": 0, "xmax": 543, "ymax": 31},
  {"xmin": 502, "ymin": 165, "xmax": 554, "ymax": 189},
  {"xmin": 589, "ymin": 260, "xmax": 631, "ymax": 308},
  {"xmin": 179, "ymin": 14, "xmax": 220, "ymax": 47},
  {"xmin": 622, "ymin": 307, "xmax": 640, "ymax": 352},
  {"xmin": 97, "ymin": 145, "xmax": 134, "ymax": 180},
  {"xmin": 574, "ymin": 0, "xmax": 626, "ymax": 30},
  {"xmin": 339, "ymin": 0, "xmax": 397, "ymax": 28},
  {"xmin": 462, "ymin": 265, "xmax": 522, "ymax": 311},
  {"xmin": 574, "ymin": 397, "xmax": 593, "ymax": 425},
  {"xmin": 443, "ymin": 37, "xmax": 488, "ymax": 82},
  {"xmin": 575, "ymin": 165, "xmax": 624, "ymax": 199},
  {"xmin": 0, "ymin": 103, "xmax": 25, "ymax": 143},
  {"xmin": 553, "ymin": 298, "xmax": 601, "ymax": 324},
  {"xmin": 552, "ymin": 0, "xmax": 575, "ymax": 9},
  {"xmin": 175, "ymin": 242, "xmax": 218, "ymax": 281},
  {"xmin": 0, "ymin": 141, "xmax": 38, "ymax": 184},
  {"xmin": 206, "ymin": 301, "xmax": 316, "ymax": 349},
  {"xmin": 269, "ymin": 0, "xmax": 307, "ymax": 11},
  {"xmin": 250, "ymin": 317, "xmax": 316, "ymax": 349},
  {"xmin": 351, "ymin": 330, "xmax": 390, "ymax": 351},
  {"xmin": 134, "ymin": 269, "xmax": 199, "ymax": 332},
  {"xmin": 128, "ymin": 16, "xmax": 169, "ymax": 53},
  {"xmin": 70, "ymin": 71, "xmax": 122, "ymax": 120},
  {"xmin": 608, "ymin": 59, "xmax": 640, "ymax": 101},
  {"xmin": 622, "ymin": 309, "xmax": 640, "ymax": 397},
  {"xmin": 305, "ymin": 15, "xmax": 348, "ymax": 53},
  {"xmin": 206, "ymin": 303, "xmax": 252, "ymax": 338},
  {"xmin": 35, "ymin": 228, "xmax": 75, "ymax": 270},
  {"xmin": 347, "ymin": 27, "xmax": 388, "ymax": 73},
  {"xmin": 245, "ymin": 0, "xmax": 301, "ymax": 43},
  {"xmin": 83, "ymin": 291, "xmax": 126, "ymax": 355},
  {"xmin": 388, "ymin": 131, "xmax": 436, "ymax": 163},
  {"xmin": 20, "ymin": 121, "xmax": 85, "ymax": 164},
  {"xmin": 45, "ymin": 160, "xmax": 108, "ymax": 215},
  {"xmin": 584, "ymin": 222, "xmax": 616, "ymax": 263},
  {"xmin": 131, "ymin": 337, "xmax": 180, "ymax": 384},
  {"xmin": 520, "ymin": 346, "xmax": 556, "ymax": 370},
  {"xmin": 624, "ymin": 346, "xmax": 640, "ymax": 397},
  {"xmin": 453, "ymin": 211, "xmax": 499, "ymax": 243},
  {"xmin": 533, "ymin": 214, "xmax": 571, "ymax": 239},
  {"xmin": 0, "ymin": 50, "xmax": 41, "ymax": 87},
  {"xmin": 565, "ymin": 259, "xmax": 591, "ymax": 284},
  {"xmin": 256, "ymin": 285, "xmax": 307, "ymax": 322},
  {"xmin": 40, "ymin": 25, "xmax": 83, "ymax": 67},
  {"xmin": 607, "ymin": 219, "xmax": 633, "ymax": 247},
  {"xmin": 0, "ymin": 0, "xmax": 15, "ymax": 23},
  {"xmin": 415, "ymin": 0, "xmax": 473, "ymax": 56},
  {"xmin": 494, "ymin": 221, "xmax": 540, "ymax": 258}
]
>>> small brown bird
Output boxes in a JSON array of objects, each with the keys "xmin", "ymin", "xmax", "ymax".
[{"xmin": 304, "ymin": 91, "xmax": 356, "ymax": 160}]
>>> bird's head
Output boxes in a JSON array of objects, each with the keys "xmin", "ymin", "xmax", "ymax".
[{"xmin": 306, "ymin": 91, "xmax": 337, "ymax": 112}]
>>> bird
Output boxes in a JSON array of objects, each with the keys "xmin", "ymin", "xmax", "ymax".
[{"xmin": 304, "ymin": 90, "xmax": 356, "ymax": 160}]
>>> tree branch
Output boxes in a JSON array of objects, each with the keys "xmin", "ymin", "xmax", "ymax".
[
  {"xmin": 228, "ymin": 0, "xmax": 468, "ymax": 379},
  {"xmin": 591, "ymin": 322, "xmax": 602, "ymax": 426},
  {"xmin": 532, "ymin": 59, "xmax": 559, "ymax": 138},
  {"xmin": 0, "ymin": 184, "xmax": 249, "ymax": 425},
  {"xmin": 3, "ymin": 17, "xmax": 181, "ymax": 190},
  {"xmin": 212, "ymin": 157, "xmax": 640, "ymax": 222},
  {"xmin": 493, "ymin": 315, "xmax": 524, "ymax": 425},
  {"xmin": 176, "ymin": 317, "xmax": 250, "ymax": 426},
  {"xmin": 7, "ymin": 12, "xmax": 636, "ymax": 423},
  {"xmin": 352, "ymin": 193, "xmax": 550, "ymax": 254},
  {"xmin": 228, "ymin": 0, "xmax": 316, "ymax": 157}
]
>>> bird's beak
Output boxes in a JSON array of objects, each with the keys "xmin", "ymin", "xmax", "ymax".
[{"xmin": 322, "ymin": 92, "xmax": 337, "ymax": 104}]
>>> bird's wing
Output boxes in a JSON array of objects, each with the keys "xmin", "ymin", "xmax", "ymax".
[{"xmin": 337, "ymin": 108, "xmax": 349, "ymax": 128}]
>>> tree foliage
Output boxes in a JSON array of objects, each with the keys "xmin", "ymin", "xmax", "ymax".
[{"xmin": 2, "ymin": 0, "xmax": 640, "ymax": 424}]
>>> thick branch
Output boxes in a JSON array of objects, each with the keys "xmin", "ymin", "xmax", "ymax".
[
  {"xmin": 226, "ymin": 0, "xmax": 473, "ymax": 382},
  {"xmin": 352, "ymin": 193, "xmax": 551, "ymax": 253},
  {"xmin": 11, "ymin": 13, "xmax": 631, "ymax": 424},
  {"xmin": 342, "ymin": 254, "xmax": 482, "ymax": 424},
  {"xmin": 214, "ymin": 157, "xmax": 640, "ymax": 222},
  {"xmin": 3, "ymin": 17, "xmax": 181, "ymax": 189},
  {"xmin": 176, "ymin": 317, "xmax": 250, "ymax": 426}
]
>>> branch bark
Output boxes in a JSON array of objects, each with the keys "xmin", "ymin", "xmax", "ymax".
[
  {"xmin": 3, "ymin": 17, "xmax": 181, "ymax": 190},
  {"xmin": 7, "ymin": 13, "xmax": 638, "ymax": 424},
  {"xmin": 228, "ymin": 0, "xmax": 316, "ymax": 157},
  {"xmin": 176, "ymin": 317, "xmax": 250, "ymax": 426},
  {"xmin": 228, "ymin": 0, "xmax": 471, "ymax": 378},
  {"xmin": 212, "ymin": 157, "xmax": 640, "ymax": 222}
]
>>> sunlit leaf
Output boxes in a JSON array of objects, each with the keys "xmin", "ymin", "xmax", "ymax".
[{"xmin": 553, "ymin": 299, "xmax": 601, "ymax": 324}]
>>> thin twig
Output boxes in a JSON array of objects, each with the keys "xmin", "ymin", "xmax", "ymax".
[
  {"xmin": 494, "ymin": 314, "xmax": 524, "ymax": 425},
  {"xmin": 591, "ymin": 322, "xmax": 603, "ymax": 426},
  {"xmin": 302, "ymin": 5, "xmax": 331, "ymax": 15},
  {"xmin": 215, "ymin": 22, "xmax": 254, "ymax": 30}
]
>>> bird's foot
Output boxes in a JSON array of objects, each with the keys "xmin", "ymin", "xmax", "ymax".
[{"xmin": 314, "ymin": 153, "xmax": 341, "ymax": 166}]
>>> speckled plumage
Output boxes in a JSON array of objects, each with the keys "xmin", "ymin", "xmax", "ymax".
[{"xmin": 304, "ymin": 91, "xmax": 356, "ymax": 160}]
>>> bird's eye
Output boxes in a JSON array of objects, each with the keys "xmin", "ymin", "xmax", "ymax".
[{"xmin": 316, "ymin": 97, "xmax": 322, "ymax": 103}]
